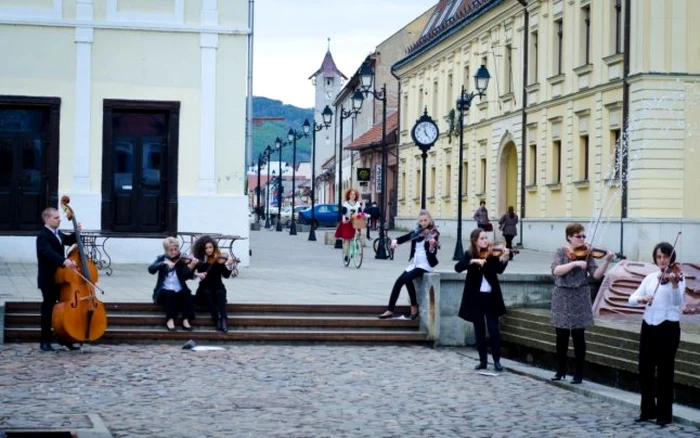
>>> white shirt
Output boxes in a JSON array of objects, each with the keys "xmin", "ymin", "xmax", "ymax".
[
  {"xmin": 162, "ymin": 269, "xmax": 183, "ymax": 293},
  {"xmin": 480, "ymin": 276, "xmax": 492, "ymax": 293},
  {"xmin": 343, "ymin": 201, "xmax": 361, "ymax": 219},
  {"xmin": 628, "ymin": 271, "xmax": 686, "ymax": 325},
  {"xmin": 45, "ymin": 225, "xmax": 61, "ymax": 244},
  {"xmin": 405, "ymin": 240, "xmax": 433, "ymax": 273}
]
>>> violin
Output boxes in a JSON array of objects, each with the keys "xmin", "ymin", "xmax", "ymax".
[
  {"xmin": 207, "ymin": 251, "xmax": 231, "ymax": 264},
  {"xmin": 565, "ymin": 244, "xmax": 625, "ymax": 261},
  {"xmin": 479, "ymin": 243, "xmax": 520, "ymax": 259},
  {"xmin": 166, "ymin": 254, "xmax": 194, "ymax": 266},
  {"xmin": 410, "ymin": 224, "xmax": 440, "ymax": 242},
  {"xmin": 659, "ymin": 262, "xmax": 684, "ymax": 285}
]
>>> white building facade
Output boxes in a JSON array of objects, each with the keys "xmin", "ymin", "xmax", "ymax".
[{"xmin": 0, "ymin": 0, "xmax": 252, "ymax": 264}]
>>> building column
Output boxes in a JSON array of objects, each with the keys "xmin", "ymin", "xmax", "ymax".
[
  {"xmin": 199, "ymin": 0, "xmax": 218, "ymax": 194},
  {"xmin": 73, "ymin": 0, "xmax": 93, "ymax": 193}
]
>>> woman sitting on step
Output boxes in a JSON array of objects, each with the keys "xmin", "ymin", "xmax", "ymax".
[
  {"xmin": 192, "ymin": 235, "xmax": 235, "ymax": 333},
  {"xmin": 148, "ymin": 236, "xmax": 198, "ymax": 331},
  {"xmin": 378, "ymin": 209, "xmax": 439, "ymax": 320}
]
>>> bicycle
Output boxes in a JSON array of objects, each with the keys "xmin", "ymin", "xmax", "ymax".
[
  {"xmin": 343, "ymin": 229, "xmax": 363, "ymax": 268},
  {"xmin": 372, "ymin": 231, "xmax": 395, "ymax": 260}
]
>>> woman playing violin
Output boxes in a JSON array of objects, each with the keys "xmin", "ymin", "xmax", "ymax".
[
  {"xmin": 550, "ymin": 223, "xmax": 614, "ymax": 384},
  {"xmin": 148, "ymin": 237, "xmax": 198, "ymax": 331},
  {"xmin": 378, "ymin": 210, "xmax": 439, "ymax": 320},
  {"xmin": 455, "ymin": 228, "xmax": 510, "ymax": 372},
  {"xmin": 192, "ymin": 235, "xmax": 235, "ymax": 333},
  {"xmin": 627, "ymin": 241, "xmax": 693, "ymax": 427}
]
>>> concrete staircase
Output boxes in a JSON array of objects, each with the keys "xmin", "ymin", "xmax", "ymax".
[
  {"xmin": 2, "ymin": 302, "xmax": 428, "ymax": 344},
  {"xmin": 501, "ymin": 308, "xmax": 700, "ymax": 406}
]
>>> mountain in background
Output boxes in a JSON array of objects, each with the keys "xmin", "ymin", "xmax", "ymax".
[{"xmin": 252, "ymin": 96, "xmax": 313, "ymax": 165}]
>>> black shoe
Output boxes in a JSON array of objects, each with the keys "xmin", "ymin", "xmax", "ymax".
[
  {"xmin": 494, "ymin": 362, "xmax": 503, "ymax": 372},
  {"xmin": 378, "ymin": 311, "xmax": 394, "ymax": 319},
  {"xmin": 409, "ymin": 312, "xmax": 419, "ymax": 320},
  {"xmin": 39, "ymin": 342, "xmax": 54, "ymax": 352},
  {"xmin": 551, "ymin": 372, "xmax": 565, "ymax": 381},
  {"xmin": 474, "ymin": 362, "xmax": 487, "ymax": 370},
  {"xmin": 656, "ymin": 419, "xmax": 670, "ymax": 427},
  {"xmin": 57, "ymin": 340, "xmax": 80, "ymax": 351},
  {"xmin": 571, "ymin": 376, "xmax": 583, "ymax": 384},
  {"xmin": 182, "ymin": 323, "xmax": 194, "ymax": 332},
  {"xmin": 219, "ymin": 318, "xmax": 229, "ymax": 334}
]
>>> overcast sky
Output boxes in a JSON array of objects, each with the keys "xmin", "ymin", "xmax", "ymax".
[{"xmin": 253, "ymin": 0, "xmax": 436, "ymax": 108}]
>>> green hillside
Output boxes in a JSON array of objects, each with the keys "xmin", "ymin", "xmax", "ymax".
[{"xmin": 252, "ymin": 96, "xmax": 313, "ymax": 165}]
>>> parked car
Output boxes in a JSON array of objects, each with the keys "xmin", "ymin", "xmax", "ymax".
[{"xmin": 298, "ymin": 204, "xmax": 340, "ymax": 228}]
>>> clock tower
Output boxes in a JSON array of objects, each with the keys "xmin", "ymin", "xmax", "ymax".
[{"xmin": 309, "ymin": 40, "xmax": 346, "ymax": 177}]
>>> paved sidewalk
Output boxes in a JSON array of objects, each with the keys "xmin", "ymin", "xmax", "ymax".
[{"xmin": 0, "ymin": 227, "xmax": 554, "ymax": 305}]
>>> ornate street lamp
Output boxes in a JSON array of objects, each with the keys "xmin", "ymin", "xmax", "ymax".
[
  {"xmin": 334, "ymin": 90, "xmax": 364, "ymax": 249},
  {"xmin": 274, "ymin": 137, "xmax": 286, "ymax": 232},
  {"xmin": 287, "ymin": 122, "xmax": 309, "ymax": 235},
  {"xmin": 453, "ymin": 64, "xmax": 491, "ymax": 260},
  {"xmin": 308, "ymin": 105, "xmax": 333, "ymax": 241},
  {"xmin": 358, "ymin": 61, "xmax": 390, "ymax": 259}
]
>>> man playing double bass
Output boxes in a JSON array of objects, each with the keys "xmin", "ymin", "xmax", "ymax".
[{"xmin": 36, "ymin": 207, "xmax": 81, "ymax": 351}]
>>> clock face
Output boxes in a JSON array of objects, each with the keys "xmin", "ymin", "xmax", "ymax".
[{"xmin": 414, "ymin": 121, "xmax": 439, "ymax": 145}]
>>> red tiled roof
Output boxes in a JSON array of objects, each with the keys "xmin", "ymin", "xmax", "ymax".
[
  {"xmin": 308, "ymin": 50, "xmax": 347, "ymax": 80},
  {"xmin": 345, "ymin": 112, "xmax": 399, "ymax": 151}
]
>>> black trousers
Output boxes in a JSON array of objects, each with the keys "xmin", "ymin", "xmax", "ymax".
[
  {"xmin": 387, "ymin": 268, "xmax": 426, "ymax": 311},
  {"xmin": 197, "ymin": 287, "xmax": 228, "ymax": 322},
  {"xmin": 503, "ymin": 235, "xmax": 515, "ymax": 260},
  {"xmin": 473, "ymin": 293, "xmax": 501, "ymax": 364},
  {"xmin": 161, "ymin": 289, "xmax": 195, "ymax": 321},
  {"xmin": 639, "ymin": 320, "xmax": 680, "ymax": 422},
  {"xmin": 555, "ymin": 327, "xmax": 586, "ymax": 378},
  {"xmin": 39, "ymin": 285, "xmax": 60, "ymax": 343}
]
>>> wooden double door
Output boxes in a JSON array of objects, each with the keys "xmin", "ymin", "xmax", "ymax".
[
  {"xmin": 102, "ymin": 100, "xmax": 179, "ymax": 234},
  {"xmin": 0, "ymin": 98, "xmax": 59, "ymax": 232}
]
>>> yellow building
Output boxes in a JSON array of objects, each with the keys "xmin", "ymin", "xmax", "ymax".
[
  {"xmin": 393, "ymin": 0, "xmax": 700, "ymax": 260},
  {"xmin": 0, "ymin": 0, "xmax": 251, "ymax": 264}
]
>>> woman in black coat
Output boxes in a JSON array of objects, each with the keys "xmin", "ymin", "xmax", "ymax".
[
  {"xmin": 456, "ymin": 228, "xmax": 510, "ymax": 371},
  {"xmin": 378, "ymin": 210, "xmax": 439, "ymax": 320}
]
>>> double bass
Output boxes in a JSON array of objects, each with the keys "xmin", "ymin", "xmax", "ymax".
[{"xmin": 52, "ymin": 196, "xmax": 107, "ymax": 345}]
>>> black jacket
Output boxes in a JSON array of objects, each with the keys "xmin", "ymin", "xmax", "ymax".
[
  {"xmin": 194, "ymin": 261, "xmax": 232, "ymax": 291},
  {"xmin": 36, "ymin": 227, "xmax": 77, "ymax": 290},
  {"xmin": 396, "ymin": 230, "xmax": 439, "ymax": 268},
  {"xmin": 148, "ymin": 255, "xmax": 194, "ymax": 303},
  {"xmin": 455, "ymin": 250, "xmax": 508, "ymax": 322}
]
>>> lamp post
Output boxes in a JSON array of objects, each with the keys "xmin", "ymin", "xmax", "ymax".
[
  {"xmin": 255, "ymin": 155, "xmax": 265, "ymax": 222},
  {"xmin": 358, "ymin": 62, "xmax": 390, "ymax": 259},
  {"xmin": 274, "ymin": 137, "xmax": 287, "ymax": 232},
  {"xmin": 452, "ymin": 64, "xmax": 491, "ymax": 260},
  {"xmin": 309, "ymin": 105, "xmax": 334, "ymax": 241},
  {"xmin": 287, "ymin": 121, "xmax": 310, "ymax": 235},
  {"xmin": 265, "ymin": 162, "xmax": 274, "ymax": 230},
  {"xmin": 334, "ymin": 90, "xmax": 364, "ymax": 249}
]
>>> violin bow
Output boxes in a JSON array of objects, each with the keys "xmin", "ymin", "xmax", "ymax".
[
  {"xmin": 648, "ymin": 231, "xmax": 682, "ymax": 305},
  {"xmin": 584, "ymin": 205, "xmax": 605, "ymax": 262},
  {"xmin": 71, "ymin": 267, "xmax": 107, "ymax": 296}
]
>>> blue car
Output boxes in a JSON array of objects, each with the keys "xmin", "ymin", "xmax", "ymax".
[{"xmin": 298, "ymin": 204, "xmax": 340, "ymax": 228}]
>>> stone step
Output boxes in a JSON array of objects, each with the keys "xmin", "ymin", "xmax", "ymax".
[
  {"xmin": 501, "ymin": 332, "xmax": 700, "ymax": 388},
  {"xmin": 4, "ymin": 327, "xmax": 429, "ymax": 344},
  {"xmin": 501, "ymin": 323, "xmax": 698, "ymax": 375},
  {"xmin": 501, "ymin": 315, "xmax": 700, "ymax": 363},
  {"xmin": 5, "ymin": 314, "xmax": 419, "ymax": 331}
]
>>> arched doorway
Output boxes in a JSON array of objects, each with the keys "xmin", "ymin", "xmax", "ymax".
[{"xmin": 498, "ymin": 141, "xmax": 518, "ymax": 218}]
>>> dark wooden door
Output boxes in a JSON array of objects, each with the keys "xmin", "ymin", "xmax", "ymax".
[
  {"xmin": 0, "ymin": 108, "xmax": 50, "ymax": 231},
  {"xmin": 109, "ymin": 112, "xmax": 168, "ymax": 233}
]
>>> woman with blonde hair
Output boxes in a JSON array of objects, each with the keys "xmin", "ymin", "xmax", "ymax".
[
  {"xmin": 334, "ymin": 187, "xmax": 363, "ymax": 263},
  {"xmin": 378, "ymin": 210, "xmax": 439, "ymax": 320}
]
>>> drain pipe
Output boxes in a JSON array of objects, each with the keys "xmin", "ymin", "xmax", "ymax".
[
  {"xmin": 619, "ymin": 0, "xmax": 631, "ymax": 256},
  {"xmin": 390, "ymin": 65, "xmax": 401, "ymax": 229},
  {"xmin": 517, "ymin": 0, "xmax": 529, "ymax": 247},
  {"xmin": 245, "ymin": 0, "xmax": 255, "ymax": 166}
]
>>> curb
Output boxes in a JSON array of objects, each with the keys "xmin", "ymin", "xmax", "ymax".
[{"xmin": 453, "ymin": 348, "xmax": 700, "ymax": 430}]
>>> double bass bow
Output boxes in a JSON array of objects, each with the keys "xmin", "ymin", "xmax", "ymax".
[{"xmin": 52, "ymin": 196, "xmax": 108, "ymax": 347}]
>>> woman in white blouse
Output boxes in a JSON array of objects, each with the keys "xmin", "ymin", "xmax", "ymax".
[{"xmin": 627, "ymin": 241, "xmax": 696, "ymax": 427}]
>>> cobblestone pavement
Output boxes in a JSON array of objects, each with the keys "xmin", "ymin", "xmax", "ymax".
[{"xmin": 1, "ymin": 344, "xmax": 698, "ymax": 437}]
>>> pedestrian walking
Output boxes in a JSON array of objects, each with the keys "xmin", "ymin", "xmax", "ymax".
[
  {"xmin": 455, "ymin": 228, "xmax": 510, "ymax": 371},
  {"xmin": 498, "ymin": 206, "xmax": 518, "ymax": 260},
  {"xmin": 550, "ymin": 223, "xmax": 613, "ymax": 384},
  {"xmin": 473, "ymin": 200, "xmax": 492, "ymax": 232},
  {"xmin": 378, "ymin": 210, "xmax": 439, "ymax": 320},
  {"xmin": 627, "ymin": 240, "xmax": 698, "ymax": 427},
  {"xmin": 334, "ymin": 188, "xmax": 363, "ymax": 263}
]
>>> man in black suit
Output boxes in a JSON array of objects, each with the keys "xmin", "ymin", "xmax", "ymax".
[{"xmin": 36, "ymin": 207, "xmax": 79, "ymax": 351}]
